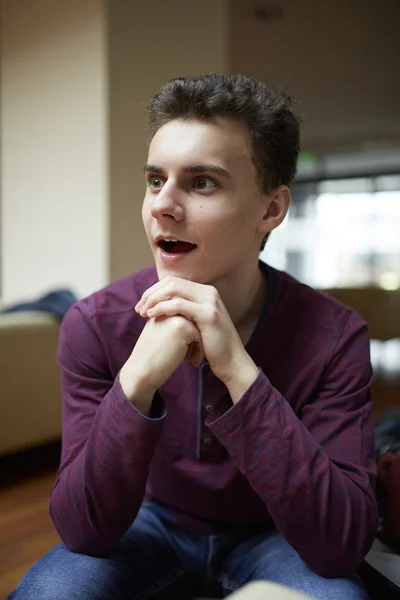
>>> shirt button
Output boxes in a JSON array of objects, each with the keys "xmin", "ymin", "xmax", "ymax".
[
  {"xmin": 204, "ymin": 404, "xmax": 214, "ymax": 413},
  {"xmin": 203, "ymin": 437, "xmax": 213, "ymax": 446}
]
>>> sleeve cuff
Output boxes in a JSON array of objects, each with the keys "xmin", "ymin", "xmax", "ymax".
[
  {"xmin": 113, "ymin": 373, "xmax": 167, "ymax": 423},
  {"xmin": 206, "ymin": 369, "xmax": 273, "ymax": 436}
]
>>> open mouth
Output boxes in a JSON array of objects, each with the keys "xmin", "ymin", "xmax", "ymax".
[{"xmin": 157, "ymin": 239, "xmax": 197, "ymax": 254}]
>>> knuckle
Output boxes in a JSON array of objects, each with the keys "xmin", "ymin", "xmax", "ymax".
[
  {"xmin": 168, "ymin": 298, "xmax": 181, "ymax": 310},
  {"xmin": 208, "ymin": 286, "xmax": 219, "ymax": 303},
  {"xmin": 166, "ymin": 283, "xmax": 176, "ymax": 297},
  {"xmin": 171, "ymin": 315, "xmax": 187, "ymax": 331},
  {"xmin": 176, "ymin": 297, "xmax": 184, "ymax": 308},
  {"xmin": 208, "ymin": 306, "xmax": 219, "ymax": 323}
]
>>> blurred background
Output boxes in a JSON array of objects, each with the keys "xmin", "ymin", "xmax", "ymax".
[{"xmin": 0, "ymin": 0, "xmax": 399, "ymax": 595}]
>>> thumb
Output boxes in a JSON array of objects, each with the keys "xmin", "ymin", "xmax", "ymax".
[{"xmin": 186, "ymin": 341, "xmax": 205, "ymax": 368}]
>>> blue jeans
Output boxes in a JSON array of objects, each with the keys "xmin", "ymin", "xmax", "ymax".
[{"xmin": 8, "ymin": 504, "xmax": 369, "ymax": 600}]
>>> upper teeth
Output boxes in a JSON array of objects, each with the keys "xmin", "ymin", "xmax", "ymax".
[{"xmin": 164, "ymin": 239, "xmax": 178, "ymax": 242}]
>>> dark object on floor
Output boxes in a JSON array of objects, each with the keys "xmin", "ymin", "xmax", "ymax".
[
  {"xmin": 0, "ymin": 441, "xmax": 61, "ymax": 487},
  {"xmin": 360, "ymin": 539, "xmax": 400, "ymax": 599}
]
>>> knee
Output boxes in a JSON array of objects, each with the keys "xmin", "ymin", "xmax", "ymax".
[
  {"xmin": 8, "ymin": 544, "xmax": 107, "ymax": 600},
  {"xmin": 10, "ymin": 577, "xmax": 92, "ymax": 600}
]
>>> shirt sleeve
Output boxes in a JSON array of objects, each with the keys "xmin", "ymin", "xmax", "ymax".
[
  {"xmin": 49, "ymin": 301, "xmax": 165, "ymax": 557},
  {"xmin": 207, "ymin": 310, "xmax": 378, "ymax": 578}
]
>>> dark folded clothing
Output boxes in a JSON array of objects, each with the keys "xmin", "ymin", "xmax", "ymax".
[
  {"xmin": 1, "ymin": 289, "xmax": 77, "ymax": 321},
  {"xmin": 377, "ymin": 452, "xmax": 400, "ymax": 553}
]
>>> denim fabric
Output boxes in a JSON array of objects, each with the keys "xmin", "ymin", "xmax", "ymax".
[{"xmin": 8, "ymin": 505, "xmax": 369, "ymax": 600}]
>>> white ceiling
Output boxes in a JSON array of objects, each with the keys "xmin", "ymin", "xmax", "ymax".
[{"xmin": 230, "ymin": 0, "xmax": 400, "ymax": 156}]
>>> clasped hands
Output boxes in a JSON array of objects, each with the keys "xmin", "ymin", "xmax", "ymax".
[{"xmin": 120, "ymin": 277, "xmax": 258, "ymax": 411}]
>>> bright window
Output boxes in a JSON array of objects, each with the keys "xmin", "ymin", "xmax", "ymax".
[{"xmin": 261, "ymin": 175, "xmax": 400, "ymax": 290}]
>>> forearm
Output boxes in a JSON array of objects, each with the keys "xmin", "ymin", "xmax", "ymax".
[
  {"xmin": 50, "ymin": 383, "xmax": 164, "ymax": 556},
  {"xmin": 208, "ymin": 372, "xmax": 378, "ymax": 577},
  {"xmin": 223, "ymin": 352, "xmax": 260, "ymax": 405}
]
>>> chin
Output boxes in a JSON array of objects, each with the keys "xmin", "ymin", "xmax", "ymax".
[{"xmin": 155, "ymin": 263, "xmax": 209, "ymax": 284}]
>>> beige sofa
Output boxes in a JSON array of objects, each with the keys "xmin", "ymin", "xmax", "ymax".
[{"xmin": 0, "ymin": 310, "xmax": 62, "ymax": 456}]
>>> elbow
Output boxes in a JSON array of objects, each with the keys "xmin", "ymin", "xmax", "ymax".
[
  {"xmin": 305, "ymin": 497, "xmax": 379, "ymax": 579},
  {"xmin": 308, "ymin": 549, "xmax": 371, "ymax": 579},
  {"xmin": 64, "ymin": 539, "xmax": 112, "ymax": 558},
  {"xmin": 307, "ymin": 555, "xmax": 366, "ymax": 579},
  {"xmin": 49, "ymin": 501, "xmax": 114, "ymax": 559},
  {"xmin": 305, "ymin": 544, "xmax": 372, "ymax": 579},
  {"xmin": 52, "ymin": 516, "xmax": 114, "ymax": 558}
]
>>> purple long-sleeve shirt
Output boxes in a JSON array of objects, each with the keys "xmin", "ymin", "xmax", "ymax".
[{"xmin": 50, "ymin": 263, "xmax": 378, "ymax": 577}]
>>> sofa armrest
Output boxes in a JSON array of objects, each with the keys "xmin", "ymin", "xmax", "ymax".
[{"xmin": 0, "ymin": 312, "xmax": 62, "ymax": 456}]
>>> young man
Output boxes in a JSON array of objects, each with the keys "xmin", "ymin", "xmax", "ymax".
[{"xmin": 9, "ymin": 74, "xmax": 377, "ymax": 600}]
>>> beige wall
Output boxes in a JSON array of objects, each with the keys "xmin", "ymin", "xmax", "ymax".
[
  {"xmin": 107, "ymin": 0, "xmax": 229, "ymax": 281},
  {"xmin": 1, "ymin": 1, "xmax": 399, "ymax": 301},
  {"xmin": 230, "ymin": 0, "xmax": 400, "ymax": 154},
  {"xmin": 1, "ymin": 0, "xmax": 108, "ymax": 302},
  {"xmin": 1, "ymin": 0, "xmax": 229, "ymax": 300}
]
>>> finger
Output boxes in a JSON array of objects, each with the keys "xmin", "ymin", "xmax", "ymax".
[
  {"xmin": 139, "ymin": 283, "xmax": 199, "ymax": 317},
  {"xmin": 137, "ymin": 277, "xmax": 191, "ymax": 310},
  {"xmin": 137, "ymin": 277, "xmax": 206, "ymax": 315},
  {"xmin": 185, "ymin": 343, "xmax": 194, "ymax": 363},
  {"xmin": 138, "ymin": 286, "xmax": 178, "ymax": 317},
  {"xmin": 190, "ymin": 344, "xmax": 205, "ymax": 367},
  {"xmin": 185, "ymin": 341, "xmax": 205, "ymax": 368},
  {"xmin": 135, "ymin": 281, "xmax": 164, "ymax": 312},
  {"xmin": 146, "ymin": 298, "xmax": 208, "ymax": 324}
]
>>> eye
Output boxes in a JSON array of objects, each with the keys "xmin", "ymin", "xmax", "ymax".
[
  {"xmin": 148, "ymin": 176, "xmax": 166, "ymax": 190},
  {"xmin": 193, "ymin": 177, "xmax": 217, "ymax": 191}
]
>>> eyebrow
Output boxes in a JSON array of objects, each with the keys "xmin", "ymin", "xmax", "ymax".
[{"xmin": 143, "ymin": 163, "xmax": 232, "ymax": 179}]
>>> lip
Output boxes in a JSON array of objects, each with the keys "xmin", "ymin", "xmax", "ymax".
[
  {"xmin": 154, "ymin": 236, "xmax": 198, "ymax": 263},
  {"xmin": 157, "ymin": 247, "xmax": 197, "ymax": 262},
  {"xmin": 153, "ymin": 235, "xmax": 198, "ymax": 263},
  {"xmin": 154, "ymin": 234, "xmax": 195, "ymax": 245}
]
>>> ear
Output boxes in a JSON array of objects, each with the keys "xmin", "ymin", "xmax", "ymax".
[{"xmin": 257, "ymin": 185, "xmax": 291, "ymax": 235}]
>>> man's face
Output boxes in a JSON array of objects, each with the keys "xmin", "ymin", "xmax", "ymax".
[{"xmin": 142, "ymin": 117, "xmax": 268, "ymax": 285}]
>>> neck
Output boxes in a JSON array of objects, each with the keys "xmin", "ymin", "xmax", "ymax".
[{"xmin": 215, "ymin": 259, "xmax": 268, "ymax": 334}]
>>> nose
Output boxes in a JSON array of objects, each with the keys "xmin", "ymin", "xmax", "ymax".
[{"xmin": 149, "ymin": 180, "xmax": 184, "ymax": 222}]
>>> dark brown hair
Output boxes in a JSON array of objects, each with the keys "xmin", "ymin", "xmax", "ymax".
[
  {"xmin": 146, "ymin": 74, "xmax": 301, "ymax": 250},
  {"xmin": 146, "ymin": 73, "xmax": 301, "ymax": 194}
]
